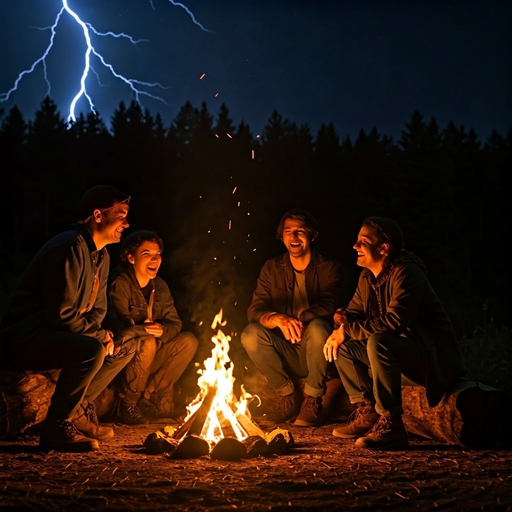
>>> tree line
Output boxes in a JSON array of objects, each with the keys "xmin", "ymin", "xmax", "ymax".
[{"xmin": 0, "ymin": 97, "xmax": 510, "ymax": 341}]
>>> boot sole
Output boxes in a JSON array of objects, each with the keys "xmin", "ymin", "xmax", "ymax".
[
  {"xmin": 355, "ymin": 438, "xmax": 409, "ymax": 450},
  {"xmin": 40, "ymin": 439, "xmax": 100, "ymax": 452},
  {"xmin": 294, "ymin": 418, "xmax": 323, "ymax": 427},
  {"xmin": 332, "ymin": 430, "xmax": 362, "ymax": 439}
]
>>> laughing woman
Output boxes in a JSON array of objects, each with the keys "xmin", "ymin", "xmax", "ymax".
[{"xmin": 105, "ymin": 230, "xmax": 198, "ymax": 424}]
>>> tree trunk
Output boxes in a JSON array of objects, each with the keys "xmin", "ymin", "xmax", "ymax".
[
  {"xmin": 0, "ymin": 370, "xmax": 59, "ymax": 438},
  {"xmin": 402, "ymin": 380, "xmax": 512, "ymax": 449}
]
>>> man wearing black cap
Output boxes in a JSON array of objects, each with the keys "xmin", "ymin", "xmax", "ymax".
[
  {"xmin": 324, "ymin": 216, "xmax": 465, "ymax": 450},
  {"xmin": 0, "ymin": 185, "xmax": 135, "ymax": 452}
]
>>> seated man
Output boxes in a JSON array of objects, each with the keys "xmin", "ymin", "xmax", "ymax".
[
  {"xmin": 105, "ymin": 230, "xmax": 198, "ymax": 424},
  {"xmin": 0, "ymin": 185, "xmax": 136, "ymax": 452},
  {"xmin": 324, "ymin": 216, "xmax": 465, "ymax": 450},
  {"xmin": 241, "ymin": 208, "xmax": 342, "ymax": 426}
]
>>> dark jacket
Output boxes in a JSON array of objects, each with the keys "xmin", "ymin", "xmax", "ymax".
[
  {"xmin": 0, "ymin": 223, "xmax": 109, "ymax": 345},
  {"xmin": 247, "ymin": 251, "xmax": 342, "ymax": 325},
  {"xmin": 343, "ymin": 251, "xmax": 465, "ymax": 407},
  {"xmin": 105, "ymin": 264, "xmax": 182, "ymax": 344}
]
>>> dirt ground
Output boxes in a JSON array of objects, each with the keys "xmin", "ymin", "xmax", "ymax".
[{"xmin": 1, "ymin": 415, "xmax": 512, "ymax": 512}]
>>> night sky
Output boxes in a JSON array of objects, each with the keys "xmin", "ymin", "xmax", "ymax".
[{"xmin": 1, "ymin": 0, "xmax": 511, "ymax": 141}]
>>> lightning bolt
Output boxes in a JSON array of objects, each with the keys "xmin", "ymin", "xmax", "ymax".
[{"xmin": 1, "ymin": 1, "xmax": 212, "ymax": 127}]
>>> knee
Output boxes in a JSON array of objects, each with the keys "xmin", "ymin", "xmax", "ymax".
[
  {"xmin": 135, "ymin": 335, "xmax": 157, "ymax": 363},
  {"xmin": 303, "ymin": 318, "xmax": 330, "ymax": 347},
  {"xmin": 240, "ymin": 323, "xmax": 266, "ymax": 352},
  {"xmin": 83, "ymin": 338, "xmax": 105, "ymax": 372},
  {"xmin": 367, "ymin": 333, "xmax": 393, "ymax": 359},
  {"xmin": 177, "ymin": 332, "xmax": 199, "ymax": 355}
]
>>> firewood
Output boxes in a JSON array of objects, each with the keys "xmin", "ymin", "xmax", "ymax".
[
  {"xmin": 210, "ymin": 437, "xmax": 246, "ymax": 460},
  {"xmin": 172, "ymin": 386, "xmax": 217, "ymax": 441},
  {"xmin": 170, "ymin": 434, "xmax": 210, "ymax": 459},
  {"xmin": 265, "ymin": 428, "xmax": 294, "ymax": 455},
  {"xmin": 242, "ymin": 435, "xmax": 267, "ymax": 458},
  {"xmin": 236, "ymin": 411, "xmax": 266, "ymax": 438},
  {"xmin": 143, "ymin": 431, "xmax": 179, "ymax": 454}
]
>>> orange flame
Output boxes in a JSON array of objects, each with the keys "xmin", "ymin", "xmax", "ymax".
[{"xmin": 182, "ymin": 309, "xmax": 255, "ymax": 445}]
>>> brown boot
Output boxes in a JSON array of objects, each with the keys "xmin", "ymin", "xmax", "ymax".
[
  {"xmin": 355, "ymin": 415, "xmax": 409, "ymax": 450},
  {"xmin": 117, "ymin": 398, "xmax": 148, "ymax": 425},
  {"xmin": 73, "ymin": 402, "xmax": 114, "ymax": 441},
  {"xmin": 332, "ymin": 402, "xmax": 379, "ymax": 439},
  {"xmin": 265, "ymin": 389, "xmax": 302, "ymax": 423},
  {"xmin": 294, "ymin": 395, "xmax": 324, "ymax": 427},
  {"xmin": 40, "ymin": 419, "xmax": 99, "ymax": 452}
]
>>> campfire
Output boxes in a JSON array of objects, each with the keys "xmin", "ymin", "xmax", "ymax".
[{"xmin": 144, "ymin": 310, "xmax": 293, "ymax": 459}]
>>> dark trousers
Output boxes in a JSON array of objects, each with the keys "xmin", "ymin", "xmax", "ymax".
[
  {"xmin": 241, "ymin": 319, "xmax": 332, "ymax": 397},
  {"xmin": 334, "ymin": 332, "xmax": 427, "ymax": 416},
  {"xmin": 5, "ymin": 328, "xmax": 136, "ymax": 421}
]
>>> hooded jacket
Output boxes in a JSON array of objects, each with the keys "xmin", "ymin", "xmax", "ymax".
[
  {"xmin": 105, "ymin": 263, "xmax": 182, "ymax": 344},
  {"xmin": 247, "ymin": 251, "xmax": 342, "ymax": 325},
  {"xmin": 0, "ymin": 223, "xmax": 109, "ymax": 345},
  {"xmin": 343, "ymin": 251, "xmax": 465, "ymax": 406}
]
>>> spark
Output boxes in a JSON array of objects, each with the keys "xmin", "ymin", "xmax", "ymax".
[{"xmin": 1, "ymin": 1, "xmax": 212, "ymax": 126}]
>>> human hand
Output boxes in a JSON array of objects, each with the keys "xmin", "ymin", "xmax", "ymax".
[
  {"xmin": 144, "ymin": 321, "xmax": 164, "ymax": 337},
  {"xmin": 323, "ymin": 324, "xmax": 345, "ymax": 362},
  {"xmin": 102, "ymin": 330, "xmax": 115, "ymax": 357},
  {"xmin": 333, "ymin": 308, "xmax": 347, "ymax": 329},
  {"xmin": 272, "ymin": 314, "xmax": 303, "ymax": 344}
]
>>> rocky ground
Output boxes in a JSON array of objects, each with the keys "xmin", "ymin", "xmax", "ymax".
[{"xmin": 1, "ymin": 416, "xmax": 511, "ymax": 512}]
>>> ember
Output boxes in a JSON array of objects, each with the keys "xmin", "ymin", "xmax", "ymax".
[{"xmin": 143, "ymin": 310, "xmax": 294, "ymax": 459}]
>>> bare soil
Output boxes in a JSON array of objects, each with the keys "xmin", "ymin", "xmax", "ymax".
[{"xmin": 1, "ymin": 417, "xmax": 511, "ymax": 512}]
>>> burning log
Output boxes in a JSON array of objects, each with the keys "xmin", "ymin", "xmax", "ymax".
[
  {"xmin": 210, "ymin": 437, "xmax": 246, "ymax": 460},
  {"xmin": 170, "ymin": 435, "xmax": 210, "ymax": 459},
  {"xmin": 172, "ymin": 385, "xmax": 218, "ymax": 441},
  {"xmin": 235, "ymin": 411, "xmax": 266, "ymax": 438},
  {"xmin": 143, "ymin": 430, "xmax": 179, "ymax": 454},
  {"xmin": 242, "ymin": 435, "xmax": 268, "ymax": 458}
]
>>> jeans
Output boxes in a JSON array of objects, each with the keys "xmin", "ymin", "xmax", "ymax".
[
  {"xmin": 334, "ymin": 332, "xmax": 427, "ymax": 416},
  {"xmin": 6, "ymin": 328, "xmax": 136, "ymax": 421},
  {"xmin": 240, "ymin": 318, "xmax": 332, "ymax": 397}
]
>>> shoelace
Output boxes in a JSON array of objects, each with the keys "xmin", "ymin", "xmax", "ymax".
[
  {"xmin": 302, "ymin": 397, "xmax": 320, "ymax": 412},
  {"xmin": 60, "ymin": 420, "xmax": 81, "ymax": 438},
  {"xmin": 84, "ymin": 404, "xmax": 99, "ymax": 427},
  {"xmin": 346, "ymin": 404, "xmax": 375, "ymax": 424},
  {"xmin": 367, "ymin": 416, "xmax": 392, "ymax": 436}
]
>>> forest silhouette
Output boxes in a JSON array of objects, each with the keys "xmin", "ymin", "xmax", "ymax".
[{"xmin": 0, "ymin": 97, "xmax": 510, "ymax": 352}]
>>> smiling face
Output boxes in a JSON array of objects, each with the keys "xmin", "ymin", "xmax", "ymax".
[
  {"xmin": 282, "ymin": 218, "xmax": 313, "ymax": 266},
  {"xmin": 90, "ymin": 203, "xmax": 130, "ymax": 250},
  {"xmin": 127, "ymin": 240, "xmax": 163, "ymax": 288},
  {"xmin": 353, "ymin": 225, "xmax": 389, "ymax": 277}
]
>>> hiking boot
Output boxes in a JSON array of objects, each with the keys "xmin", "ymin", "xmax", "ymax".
[
  {"xmin": 355, "ymin": 414, "xmax": 409, "ymax": 450},
  {"xmin": 332, "ymin": 402, "xmax": 379, "ymax": 439},
  {"xmin": 73, "ymin": 402, "xmax": 114, "ymax": 441},
  {"xmin": 294, "ymin": 395, "xmax": 324, "ymax": 427},
  {"xmin": 118, "ymin": 398, "xmax": 148, "ymax": 425},
  {"xmin": 265, "ymin": 390, "xmax": 301, "ymax": 423},
  {"xmin": 138, "ymin": 398, "xmax": 169, "ymax": 421},
  {"xmin": 40, "ymin": 419, "xmax": 99, "ymax": 452}
]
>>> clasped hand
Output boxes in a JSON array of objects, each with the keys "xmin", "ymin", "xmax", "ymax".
[
  {"xmin": 144, "ymin": 321, "xmax": 164, "ymax": 337},
  {"xmin": 273, "ymin": 314, "xmax": 303, "ymax": 344}
]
